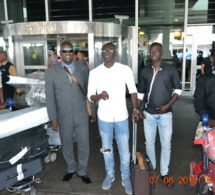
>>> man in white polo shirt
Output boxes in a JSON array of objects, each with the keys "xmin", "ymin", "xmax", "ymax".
[
  {"xmin": 87, "ymin": 42, "xmax": 139, "ymax": 195},
  {"xmin": 0, "ymin": 71, "xmax": 5, "ymax": 110}
]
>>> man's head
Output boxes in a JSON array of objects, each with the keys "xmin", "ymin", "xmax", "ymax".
[
  {"xmin": 149, "ymin": 42, "xmax": 163, "ymax": 63},
  {"xmin": 60, "ymin": 42, "xmax": 74, "ymax": 65},
  {"xmin": 101, "ymin": 43, "xmax": 118, "ymax": 64},
  {"xmin": 0, "ymin": 51, "xmax": 7, "ymax": 63},
  {"xmin": 198, "ymin": 51, "xmax": 203, "ymax": 56},
  {"xmin": 49, "ymin": 48, "xmax": 55, "ymax": 56},
  {"xmin": 77, "ymin": 52, "xmax": 84, "ymax": 61}
]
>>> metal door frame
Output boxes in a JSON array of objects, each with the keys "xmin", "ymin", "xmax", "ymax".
[{"xmin": 15, "ymin": 40, "xmax": 48, "ymax": 76}]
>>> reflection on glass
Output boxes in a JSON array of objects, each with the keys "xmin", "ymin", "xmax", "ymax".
[
  {"xmin": 23, "ymin": 43, "xmax": 45, "ymax": 66},
  {"xmin": 121, "ymin": 37, "xmax": 130, "ymax": 66}
]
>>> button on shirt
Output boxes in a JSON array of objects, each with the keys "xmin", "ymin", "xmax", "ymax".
[{"xmin": 87, "ymin": 62, "xmax": 137, "ymax": 122}]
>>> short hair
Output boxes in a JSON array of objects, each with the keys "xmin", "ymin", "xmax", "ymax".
[
  {"xmin": 60, "ymin": 41, "xmax": 73, "ymax": 49},
  {"xmin": 150, "ymin": 42, "xmax": 163, "ymax": 50},
  {"xmin": 50, "ymin": 48, "xmax": 55, "ymax": 52},
  {"xmin": 102, "ymin": 42, "xmax": 116, "ymax": 49}
]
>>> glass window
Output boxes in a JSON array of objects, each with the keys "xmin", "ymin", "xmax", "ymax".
[{"xmin": 23, "ymin": 43, "xmax": 45, "ymax": 66}]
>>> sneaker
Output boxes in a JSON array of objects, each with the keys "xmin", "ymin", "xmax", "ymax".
[
  {"xmin": 102, "ymin": 175, "xmax": 115, "ymax": 190},
  {"xmin": 122, "ymin": 178, "xmax": 133, "ymax": 195}
]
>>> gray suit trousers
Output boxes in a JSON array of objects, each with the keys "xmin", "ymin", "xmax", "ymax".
[{"xmin": 59, "ymin": 119, "xmax": 89, "ymax": 176}]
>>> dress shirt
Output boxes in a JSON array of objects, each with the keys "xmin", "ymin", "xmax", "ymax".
[
  {"xmin": 138, "ymin": 63, "xmax": 182, "ymax": 114},
  {"xmin": 61, "ymin": 61, "xmax": 76, "ymax": 82},
  {"xmin": 88, "ymin": 62, "xmax": 137, "ymax": 122}
]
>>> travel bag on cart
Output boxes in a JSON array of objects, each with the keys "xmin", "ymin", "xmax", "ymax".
[
  {"xmin": 0, "ymin": 125, "xmax": 49, "ymax": 172},
  {"xmin": 130, "ymin": 122, "xmax": 155, "ymax": 195},
  {"xmin": 0, "ymin": 158, "xmax": 43, "ymax": 191}
]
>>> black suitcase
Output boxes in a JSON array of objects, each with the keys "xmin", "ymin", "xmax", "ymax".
[
  {"xmin": 130, "ymin": 122, "xmax": 155, "ymax": 195},
  {"xmin": 0, "ymin": 125, "xmax": 49, "ymax": 172},
  {"xmin": 0, "ymin": 158, "xmax": 43, "ymax": 191}
]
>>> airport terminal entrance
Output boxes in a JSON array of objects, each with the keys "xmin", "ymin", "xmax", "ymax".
[{"xmin": 3, "ymin": 21, "xmax": 134, "ymax": 77}]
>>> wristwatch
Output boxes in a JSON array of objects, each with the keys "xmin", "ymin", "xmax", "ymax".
[{"xmin": 133, "ymin": 108, "xmax": 140, "ymax": 114}]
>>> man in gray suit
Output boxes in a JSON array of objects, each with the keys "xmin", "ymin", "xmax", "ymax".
[{"xmin": 45, "ymin": 41, "xmax": 96, "ymax": 184}]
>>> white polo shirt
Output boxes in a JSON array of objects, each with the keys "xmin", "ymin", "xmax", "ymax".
[
  {"xmin": 0, "ymin": 71, "xmax": 2, "ymax": 88},
  {"xmin": 88, "ymin": 62, "xmax": 137, "ymax": 122}
]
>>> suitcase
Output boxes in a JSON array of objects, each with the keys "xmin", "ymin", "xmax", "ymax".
[
  {"xmin": 0, "ymin": 158, "xmax": 43, "ymax": 191},
  {"xmin": 0, "ymin": 125, "xmax": 49, "ymax": 172},
  {"xmin": 130, "ymin": 122, "xmax": 155, "ymax": 195}
]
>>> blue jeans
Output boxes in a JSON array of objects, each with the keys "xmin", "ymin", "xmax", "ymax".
[
  {"xmin": 98, "ymin": 118, "xmax": 130, "ymax": 180},
  {"xmin": 143, "ymin": 111, "xmax": 173, "ymax": 176}
]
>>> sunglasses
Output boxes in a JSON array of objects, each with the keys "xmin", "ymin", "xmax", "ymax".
[
  {"xmin": 61, "ymin": 49, "xmax": 74, "ymax": 53},
  {"xmin": 101, "ymin": 48, "xmax": 115, "ymax": 53}
]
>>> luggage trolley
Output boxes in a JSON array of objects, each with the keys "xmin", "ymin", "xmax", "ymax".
[
  {"xmin": 194, "ymin": 114, "xmax": 214, "ymax": 195},
  {"xmin": 6, "ymin": 175, "xmax": 42, "ymax": 195}
]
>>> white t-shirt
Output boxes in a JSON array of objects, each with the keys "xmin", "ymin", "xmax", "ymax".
[
  {"xmin": 0, "ymin": 71, "xmax": 2, "ymax": 88},
  {"xmin": 87, "ymin": 62, "xmax": 137, "ymax": 122}
]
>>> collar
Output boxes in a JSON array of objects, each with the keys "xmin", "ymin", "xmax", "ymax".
[
  {"xmin": 103, "ymin": 62, "xmax": 116, "ymax": 69},
  {"xmin": 61, "ymin": 60, "xmax": 75, "ymax": 68}
]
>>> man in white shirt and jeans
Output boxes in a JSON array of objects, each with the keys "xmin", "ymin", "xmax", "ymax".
[{"xmin": 87, "ymin": 42, "xmax": 139, "ymax": 195}]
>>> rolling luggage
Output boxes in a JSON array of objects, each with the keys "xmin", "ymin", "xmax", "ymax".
[
  {"xmin": 0, "ymin": 158, "xmax": 43, "ymax": 191},
  {"xmin": 0, "ymin": 125, "xmax": 49, "ymax": 172},
  {"xmin": 130, "ymin": 122, "xmax": 155, "ymax": 195}
]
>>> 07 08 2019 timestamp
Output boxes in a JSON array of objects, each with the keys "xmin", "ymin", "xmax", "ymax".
[{"xmin": 148, "ymin": 176, "xmax": 212, "ymax": 185}]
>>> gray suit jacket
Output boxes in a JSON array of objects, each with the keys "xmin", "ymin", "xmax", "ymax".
[{"xmin": 45, "ymin": 61, "xmax": 89, "ymax": 124}]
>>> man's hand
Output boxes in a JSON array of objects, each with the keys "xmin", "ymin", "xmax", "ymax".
[
  {"xmin": 209, "ymin": 118, "xmax": 215, "ymax": 128},
  {"xmin": 90, "ymin": 113, "xmax": 97, "ymax": 123},
  {"xmin": 132, "ymin": 109, "xmax": 140, "ymax": 122},
  {"xmin": 51, "ymin": 120, "xmax": 59, "ymax": 132},
  {"xmin": 100, "ymin": 91, "xmax": 109, "ymax": 100},
  {"xmin": 155, "ymin": 104, "xmax": 170, "ymax": 114},
  {"xmin": 139, "ymin": 113, "xmax": 146, "ymax": 120}
]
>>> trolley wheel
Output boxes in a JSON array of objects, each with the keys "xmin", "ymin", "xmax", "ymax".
[
  {"xmin": 15, "ymin": 188, "xmax": 22, "ymax": 194},
  {"xmin": 50, "ymin": 152, "xmax": 57, "ymax": 162},
  {"xmin": 44, "ymin": 153, "xmax": 51, "ymax": 163},
  {"xmin": 35, "ymin": 178, "xmax": 42, "ymax": 184}
]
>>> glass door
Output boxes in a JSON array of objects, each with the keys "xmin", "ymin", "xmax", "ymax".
[
  {"xmin": 190, "ymin": 34, "xmax": 215, "ymax": 95},
  {"xmin": 16, "ymin": 41, "xmax": 48, "ymax": 75}
]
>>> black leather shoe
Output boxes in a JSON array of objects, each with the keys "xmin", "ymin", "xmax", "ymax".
[
  {"xmin": 77, "ymin": 175, "xmax": 92, "ymax": 184},
  {"xmin": 161, "ymin": 175, "xmax": 174, "ymax": 187},
  {"xmin": 63, "ymin": 172, "xmax": 76, "ymax": 181}
]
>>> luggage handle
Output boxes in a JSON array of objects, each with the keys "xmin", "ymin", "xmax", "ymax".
[
  {"xmin": 132, "ymin": 121, "xmax": 137, "ymax": 164},
  {"xmin": 136, "ymin": 152, "xmax": 145, "ymax": 170},
  {"xmin": 5, "ymin": 168, "xmax": 27, "ymax": 180}
]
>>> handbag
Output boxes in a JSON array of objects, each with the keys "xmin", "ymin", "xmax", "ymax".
[{"xmin": 64, "ymin": 66, "xmax": 93, "ymax": 116}]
